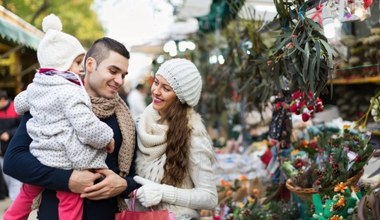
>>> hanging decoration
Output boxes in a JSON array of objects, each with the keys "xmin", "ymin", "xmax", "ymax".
[
  {"xmin": 267, "ymin": 0, "xmax": 336, "ymax": 105},
  {"xmin": 288, "ymin": 90, "xmax": 324, "ymax": 122},
  {"xmin": 311, "ymin": 4, "xmax": 324, "ymax": 25},
  {"xmin": 324, "ymin": 0, "xmax": 373, "ymax": 22}
]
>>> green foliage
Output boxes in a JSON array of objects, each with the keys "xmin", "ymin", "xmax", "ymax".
[
  {"xmin": 2, "ymin": 0, "xmax": 104, "ymax": 47},
  {"xmin": 226, "ymin": 19, "xmax": 273, "ymax": 111},
  {"xmin": 312, "ymin": 188, "xmax": 362, "ymax": 219},
  {"xmin": 197, "ymin": 0, "xmax": 246, "ymax": 33},
  {"xmin": 189, "ymin": 17, "xmax": 273, "ymax": 113},
  {"xmin": 229, "ymin": 199, "xmax": 300, "ymax": 220},
  {"xmin": 267, "ymin": 0, "xmax": 336, "ymax": 99}
]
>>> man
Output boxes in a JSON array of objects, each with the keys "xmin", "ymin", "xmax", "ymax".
[
  {"xmin": 4, "ymin": 37, "xmax": 139, "ymax": 219},
  {"xmin": 0, "ymin": 90, "xmax": 22, "ymax": 202}
]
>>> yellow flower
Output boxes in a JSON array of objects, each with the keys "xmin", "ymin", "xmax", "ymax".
[
  {"xmin": 247, "ymin": 196, "xmax": 255, "ymax": 204},
  {"xmin": 343, "ymin": 124, "xmax": 351, "ymax": 130},
  {"xmin": 237, "ymin": 202, "xmax": 244, "ymax": 208},
  {"xmin": 239, "ymin": 175, "xmax": 248, "ymax": 181},
  {"xmin": 220, "ymin": 179, "xmax": 231, "ymax": 188},
  {"xmin": 330, "ymin": 215, "xmax": 343, "ymax": 220},
  {"xmin": 226, "ymin": 189, "xmax": 233, "ymax": 197},
  {"xmin": 334, "ymin": 182, "xmax": 347, "ymax": 193},
  {"xmin": 252, "ymin": 188, "xmax": 260, "ymax": 197},
  {"xmin": 291, "ymin": 149, "xmax": 300, "ymax": 156},
  {"xmin": 336, "ymin": 196, "xmax": 345, "ymax": 207},
  {"xmin": 301, "ymin": 140, "xmax": 309, "ymax": 147},
  {"xmin": 358, "ymin": 125, "xmax": 366, "ymax": 132}
]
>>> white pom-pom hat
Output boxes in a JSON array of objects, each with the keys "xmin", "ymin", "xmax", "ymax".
[
  {"xmin": 156, "ymin": 58, "xmax": 202, "ymax": 107},
  {"xmin": 37, "ymin": 14, "xmax": 85, "ymax": 71}
]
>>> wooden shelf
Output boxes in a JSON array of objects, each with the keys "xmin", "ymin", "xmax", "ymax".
[
  {"xmin": 0, "ymin": 81, "xmax": 15, "ymax": 88},
  {"xmin": 329, "ymin": 76, "xmax": 380, "ymax": 85}
]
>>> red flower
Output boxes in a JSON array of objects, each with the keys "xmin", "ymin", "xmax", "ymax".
[
  {"xmin": 275, "ymin": 102, "xmax": 283, "ymax": 110},
  {"xmin": 286, "ymin": 42, "xmax": 294, "ymax": 49},
  {"xmin": 292, "ymin": 90, "xmax": 303, "ymax": 100},
  {"xmin": 302, "ymin": 112, "xmax": 310, "ymax": 122},
  {"xmin": 364, "ymin": 0, "xmax": 373, "ymax": 9},
  {"xmin": 309, "ymin": 140, "xmax": 318, "ymax": 149},
  {"xmin": 315, "ymin": 103, "xmax": 324, "ymax": 112},
  {"xmin": 307, "ymin": 104, "xmax": 315, "ymax": 111},
  {"xmin": 298, "ymin": 100, "xmax": 307, "ymax": 109},
  {"xmin": 289, "ymin": 103, "xmax": 298, "ymax": 113}
]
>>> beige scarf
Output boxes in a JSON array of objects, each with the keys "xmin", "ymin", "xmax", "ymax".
[{"xmin": 90, "ymin": 95, "xmax": 135, "ymax": 177}]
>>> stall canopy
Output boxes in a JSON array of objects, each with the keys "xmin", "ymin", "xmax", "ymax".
[
  {"xmin": 0, "ymin": 5, "xmax": 43, "ymax": 50},
  {"xmin": 0, "ymin": 6, "xmax": 43, "ymax": 96}
]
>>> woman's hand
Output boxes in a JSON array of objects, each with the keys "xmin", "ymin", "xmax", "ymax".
[{"xmin": 80, "ymin": 169, "xmax": 127, "ymax": 200}]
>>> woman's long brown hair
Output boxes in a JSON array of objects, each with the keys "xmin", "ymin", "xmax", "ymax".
[{"xmin": 160, "ymin": 98, "xmax": 191, "ymax": 187}]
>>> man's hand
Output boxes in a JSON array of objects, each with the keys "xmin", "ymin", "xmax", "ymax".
[
  {"xmin": 69, "ymin": 170, "xmax": 102, "ymax": 194},
  {"xmin": 80, "ymin": 169, "xmax": 127, "ymax": 200}
]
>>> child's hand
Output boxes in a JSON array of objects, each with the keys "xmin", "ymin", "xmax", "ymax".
[{"xmin": 106, "ymin": 138, "xmax": 115, "ymax": 153}]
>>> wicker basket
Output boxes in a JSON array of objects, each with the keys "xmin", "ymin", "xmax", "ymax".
[
  {"xmin": 286, "ymin": 169, "xmax": 364, "ymax": 202},
  {"xmin": 345, "ymin": 169, "xmax": 364, "ymax": 187},
  {"xmin": 285, "ymin": 179, "xmax": 318, "ymax": 202}
]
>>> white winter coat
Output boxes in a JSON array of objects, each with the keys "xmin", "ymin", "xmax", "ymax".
[{"xmin": 14, "ymin": 73, "xmax": 113, "ymax": 169}]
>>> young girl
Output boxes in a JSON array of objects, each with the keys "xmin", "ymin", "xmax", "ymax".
[{"xmin": 4, "ymin": 14, "xmax": 114, "ymax": 220}]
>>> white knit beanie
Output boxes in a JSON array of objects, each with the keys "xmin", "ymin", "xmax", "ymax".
[
  {"xmin": 37, "ymin": 14, "xmax": 85, "ymax": 71},
  {"xmin": 156, "ymin": 58, "xmax": 202, "ymax": 107}
]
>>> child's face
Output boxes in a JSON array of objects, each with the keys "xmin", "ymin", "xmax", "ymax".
[{"xmin": 69, "ymin": 54, "xmax": 85, "ymax": 75}]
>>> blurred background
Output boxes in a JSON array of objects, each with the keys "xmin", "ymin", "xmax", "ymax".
[{"xmin": 2, "ymin": 1, "xmax": 380, "ymax": 219}]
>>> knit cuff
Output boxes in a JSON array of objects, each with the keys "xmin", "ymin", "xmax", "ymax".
[{"xmin": 162, "ymin": 184, "xmax": 177, "ymax": 204}]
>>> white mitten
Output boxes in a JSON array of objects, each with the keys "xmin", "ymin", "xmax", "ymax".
[{"xmin": 134, "ymin": 176, "xmax": 165, "ymax": 207}]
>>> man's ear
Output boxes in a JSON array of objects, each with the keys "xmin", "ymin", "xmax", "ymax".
[{"xmin": 85, "ymin": 57, "xmax": 97, "ymax": 73}]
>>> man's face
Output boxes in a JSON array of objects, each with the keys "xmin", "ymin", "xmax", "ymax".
[{"xmin": 84, "ymin": 51, "xmax": 129, "ymax": 99}]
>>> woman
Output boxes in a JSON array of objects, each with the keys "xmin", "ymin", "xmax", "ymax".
[{"xmin": 133, "ymin": 58, "xmax": 218, "ymax": 220}]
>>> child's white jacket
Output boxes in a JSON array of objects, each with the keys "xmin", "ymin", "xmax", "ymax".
[{"xmin": 14, "ymin": 73, "xmax": 113, "ymax": 170}]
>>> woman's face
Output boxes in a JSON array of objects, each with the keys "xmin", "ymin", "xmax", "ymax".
[{"xmin": 151, "ymin": 75, "xmax": 177, "ymax": 115}]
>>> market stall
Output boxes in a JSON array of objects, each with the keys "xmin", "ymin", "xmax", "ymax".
[
  {"xmin": 148, "ymin": 0, "xmax": 380, "ymax": 219},
  {"xmin": 0, "ymin": 5, "xmax": 42, "ymax": 97}
]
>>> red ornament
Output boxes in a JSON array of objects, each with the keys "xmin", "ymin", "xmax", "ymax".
[{"xmin": 260, "ymin": 148, "xmax": 273, "ymax": 166}]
